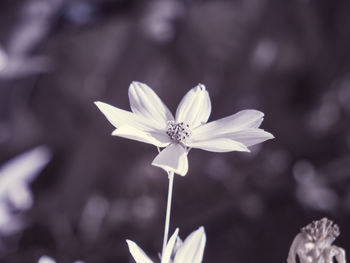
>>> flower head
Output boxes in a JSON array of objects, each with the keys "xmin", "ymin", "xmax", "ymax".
[
  {"xmin": 95, "ymin": 82, "xmax": 274, "ymax": 176},
  {"xmin": 127, "ymin": 227, "xmax": 206, "ymax": 263},
  {"xmin": 287, "ymin": 218, "xmax": 346, "ymax": 263}
]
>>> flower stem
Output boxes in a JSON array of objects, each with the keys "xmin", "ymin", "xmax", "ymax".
[{"xmin": 162, "ymin": 170, "xmax": 174, "ymax": 257}]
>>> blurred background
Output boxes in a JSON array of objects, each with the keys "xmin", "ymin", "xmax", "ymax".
[{"xmin": 0, "ymin": 0, "xmax": 350, "ymax": 262}]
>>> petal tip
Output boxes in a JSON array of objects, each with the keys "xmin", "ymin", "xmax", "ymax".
[
  {"xmin": 94, "ymin": 101, "xmax": 103, "ymax": 108},
  {"xmin": 111, "ymin": 129, "xmax": 118, "ymax": 136},
  {"xmin": 151, "ymin": 162, "xmax": 188, "ymax": 176},
  {"xmin": 191, "ymin": 83, "xmax": 207, "ymax": 93},
  {"xmin": 241, "ymin": 109, "xmax": 265, "ymax": 118},
  {"xmin": 197, "ymin": 83, "xmax": 206, "ymax": 91},
  {"xmin": 197, "ymin": 226, "xmax": 205, "ymax": 233},
  {"xmin": 129, "ymin": 81, "xmax": 140, "ymax": 92},
  {"xmin": 131, "ymin": 80, "xmax": 143, "ymax": 85},
  {"xmin": 261, "ymin": 130, "xmax": 275, "ymax": 140},
  {"xmin": 251, "ymin": 109, "xmax": 265, "ymax": 117},
  {"xmin": 94, "ymin": 101, "xmax": 111, "ymax": 112},
  {"xmin": 179, "ymin": 171, "xmax": 187, "ymax": 176},
  {"xmin": 130, "ymin": 81, "xmax": 148, "ymax": 91},
  {"xmin": 239, "ymin": 143, "xmax": 251, "ymax": 152},
  {"xmin": 126, "ymin": 239, "xmax": 136, "ymax": 248}
]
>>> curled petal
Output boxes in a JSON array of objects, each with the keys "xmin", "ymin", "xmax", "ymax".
[
  {"xmin": 175, "ymin": 84, "xmax": 211, "ymax": 129},
  {"xmin": 174, "ymin": 227, "xmax": 206, "ymax": 263},
  {"xmin": 162, "ymin": 228, "xmax": 180, "ymax": 263},
  {"xmin": 186, "ymin": 138, "xmax": 250, "ymax": 153},
  {"xmin": 192, "ymin": 110, "xmax": 265, "ymax": 141},
  {"xmin": 126, "ymin": 240, "xmax": 154, "ymax": 263},
  {"xmin": 112, "ymin": 126, "xmax": 170, "ymax": 147},
  {"xmin": 129, "ymin": 82, "xmax": 174, "ymax": 129},
  {"xmin": 152, "ymin": 144, "xmax": 188, "ymax": 176}
]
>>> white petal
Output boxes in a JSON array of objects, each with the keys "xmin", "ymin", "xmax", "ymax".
[
  {"xmin": 173, "ymin": 237, "xmax": 183, "ymax": 255},
  {"xmin": 129, "ymin": 82, "xmax": 174, "ymax": 129},
  {"xmin": 95, "ymin": 101, "xmax": 152, "ymax": 131},
  {"xmin": 112, "ymin": 126, "xmax": 170, "ymax": 147},
  {"xmin": 186, "ymin": 138, "xmax": 250, "ymax": 152},
  {"xmin": 7, "ymin": 182, "xmax": 33, "ymax": 211},
  {"xmin": 174, "ymin": 227, "xmax": 206, "ymax": 263},
  {"xmin": 38, "ymin": 256, "xmax": 56, "ymax": 263},
  {"xmin": 162, "ymin": 228, "xmax": 180, "ymax": 263},
  {"xmin": 152, "ymin": 144, "xmax": 188, "ymax": 176},
  {"xmin": 227, "ymin": 128, "xmax": 274, "ymax": 147},
  {"xmin": 0, "ymin": 203, "xmax": 11, "ymax": 228},
  {"xmin": 175, "ymin": 84, "xmax": 211, "ymax": 129},
  {"xmin": 126, "ymin": 240, "xmax": 154, "ymax": 263},
  {"xmin": 192, "ymin": 110, "xmax": 264, "ymax": 141},
  {"xmin": 0, "ymin": 146, "xmax": 51, "ymax": 194}
]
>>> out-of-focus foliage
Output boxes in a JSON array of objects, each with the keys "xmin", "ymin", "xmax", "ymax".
[
  {"xmin": 0, "ymin": 146, "xmax": 51, "ymax": 236},
  {"xmin": 0, "ymin": 0, "xmax": 350, "ymax": 262}
]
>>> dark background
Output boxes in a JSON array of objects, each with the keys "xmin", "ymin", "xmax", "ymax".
[{"xmin": 0, "ymin": 0, "xmax": 350, "ymax": 262}]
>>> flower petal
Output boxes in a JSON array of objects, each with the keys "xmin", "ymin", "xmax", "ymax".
[
  {"xmin": 112, "ymin": 126, "xmax": 170, "ymax": 147},
  {"xmin": 38, "ymin": 255, "xmax": 56, "ymax": 263},
  {"xmin": 174, "ymin": 227, "xmax": 206, "ymax": 263},
  {"xmin": 126, "ymin": 240, "xmax": 154, "ymax": 263},
  {"xmin": 152, "ymin": 144, "xmax": 188, "ymax": 176},
  {"xmin": 192, "ymin": 110, "xmax": 265, "ymax": 141},
  {"xmin": 129, "ymin": 82, "xmax": 174, "ymax": 129},
  {"xmin": 95, "ymin": 101, "xmax": 151, "ymax": 131},
  {"xmin": 227, "ymin": 128, "xmax": 274, "ymax": 147},
  {"xmin": 186, "ymin": 138, "xmax": 250, "ymax": 152},
  {"xmin": 7, "ymin": 182, "xmax": 33, "ymax": 210},
  {"xmin": 175, "ymin": 84, "xmax": 211, "ymax": 129},
  {"xmin": 162, "ymin": 228, "xmax": 180, "ymax": 263}
]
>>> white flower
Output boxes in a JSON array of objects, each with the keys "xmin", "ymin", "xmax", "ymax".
[
  {"xmin": 95, "ymin": 82, "xmax": 274, "ymax": 176},
  {"xmin": 287, "ymin": 218, "xmax": 346, "ymax": 263},
  {"xmin": 38, "ymin": 255, "xmax": 56, "ymax": 263},
  {"xmin": 127, "ymin": 227, "xmax": 206, "ymax": 263}
]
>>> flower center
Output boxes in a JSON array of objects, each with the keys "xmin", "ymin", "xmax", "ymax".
[
  {"xmin": 166, "ymin": 121, "xmax": 191, "ymax": 143},
  {"xmin": 301, "ymin": 218, "xmax": 340, "ymax": 242}
]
